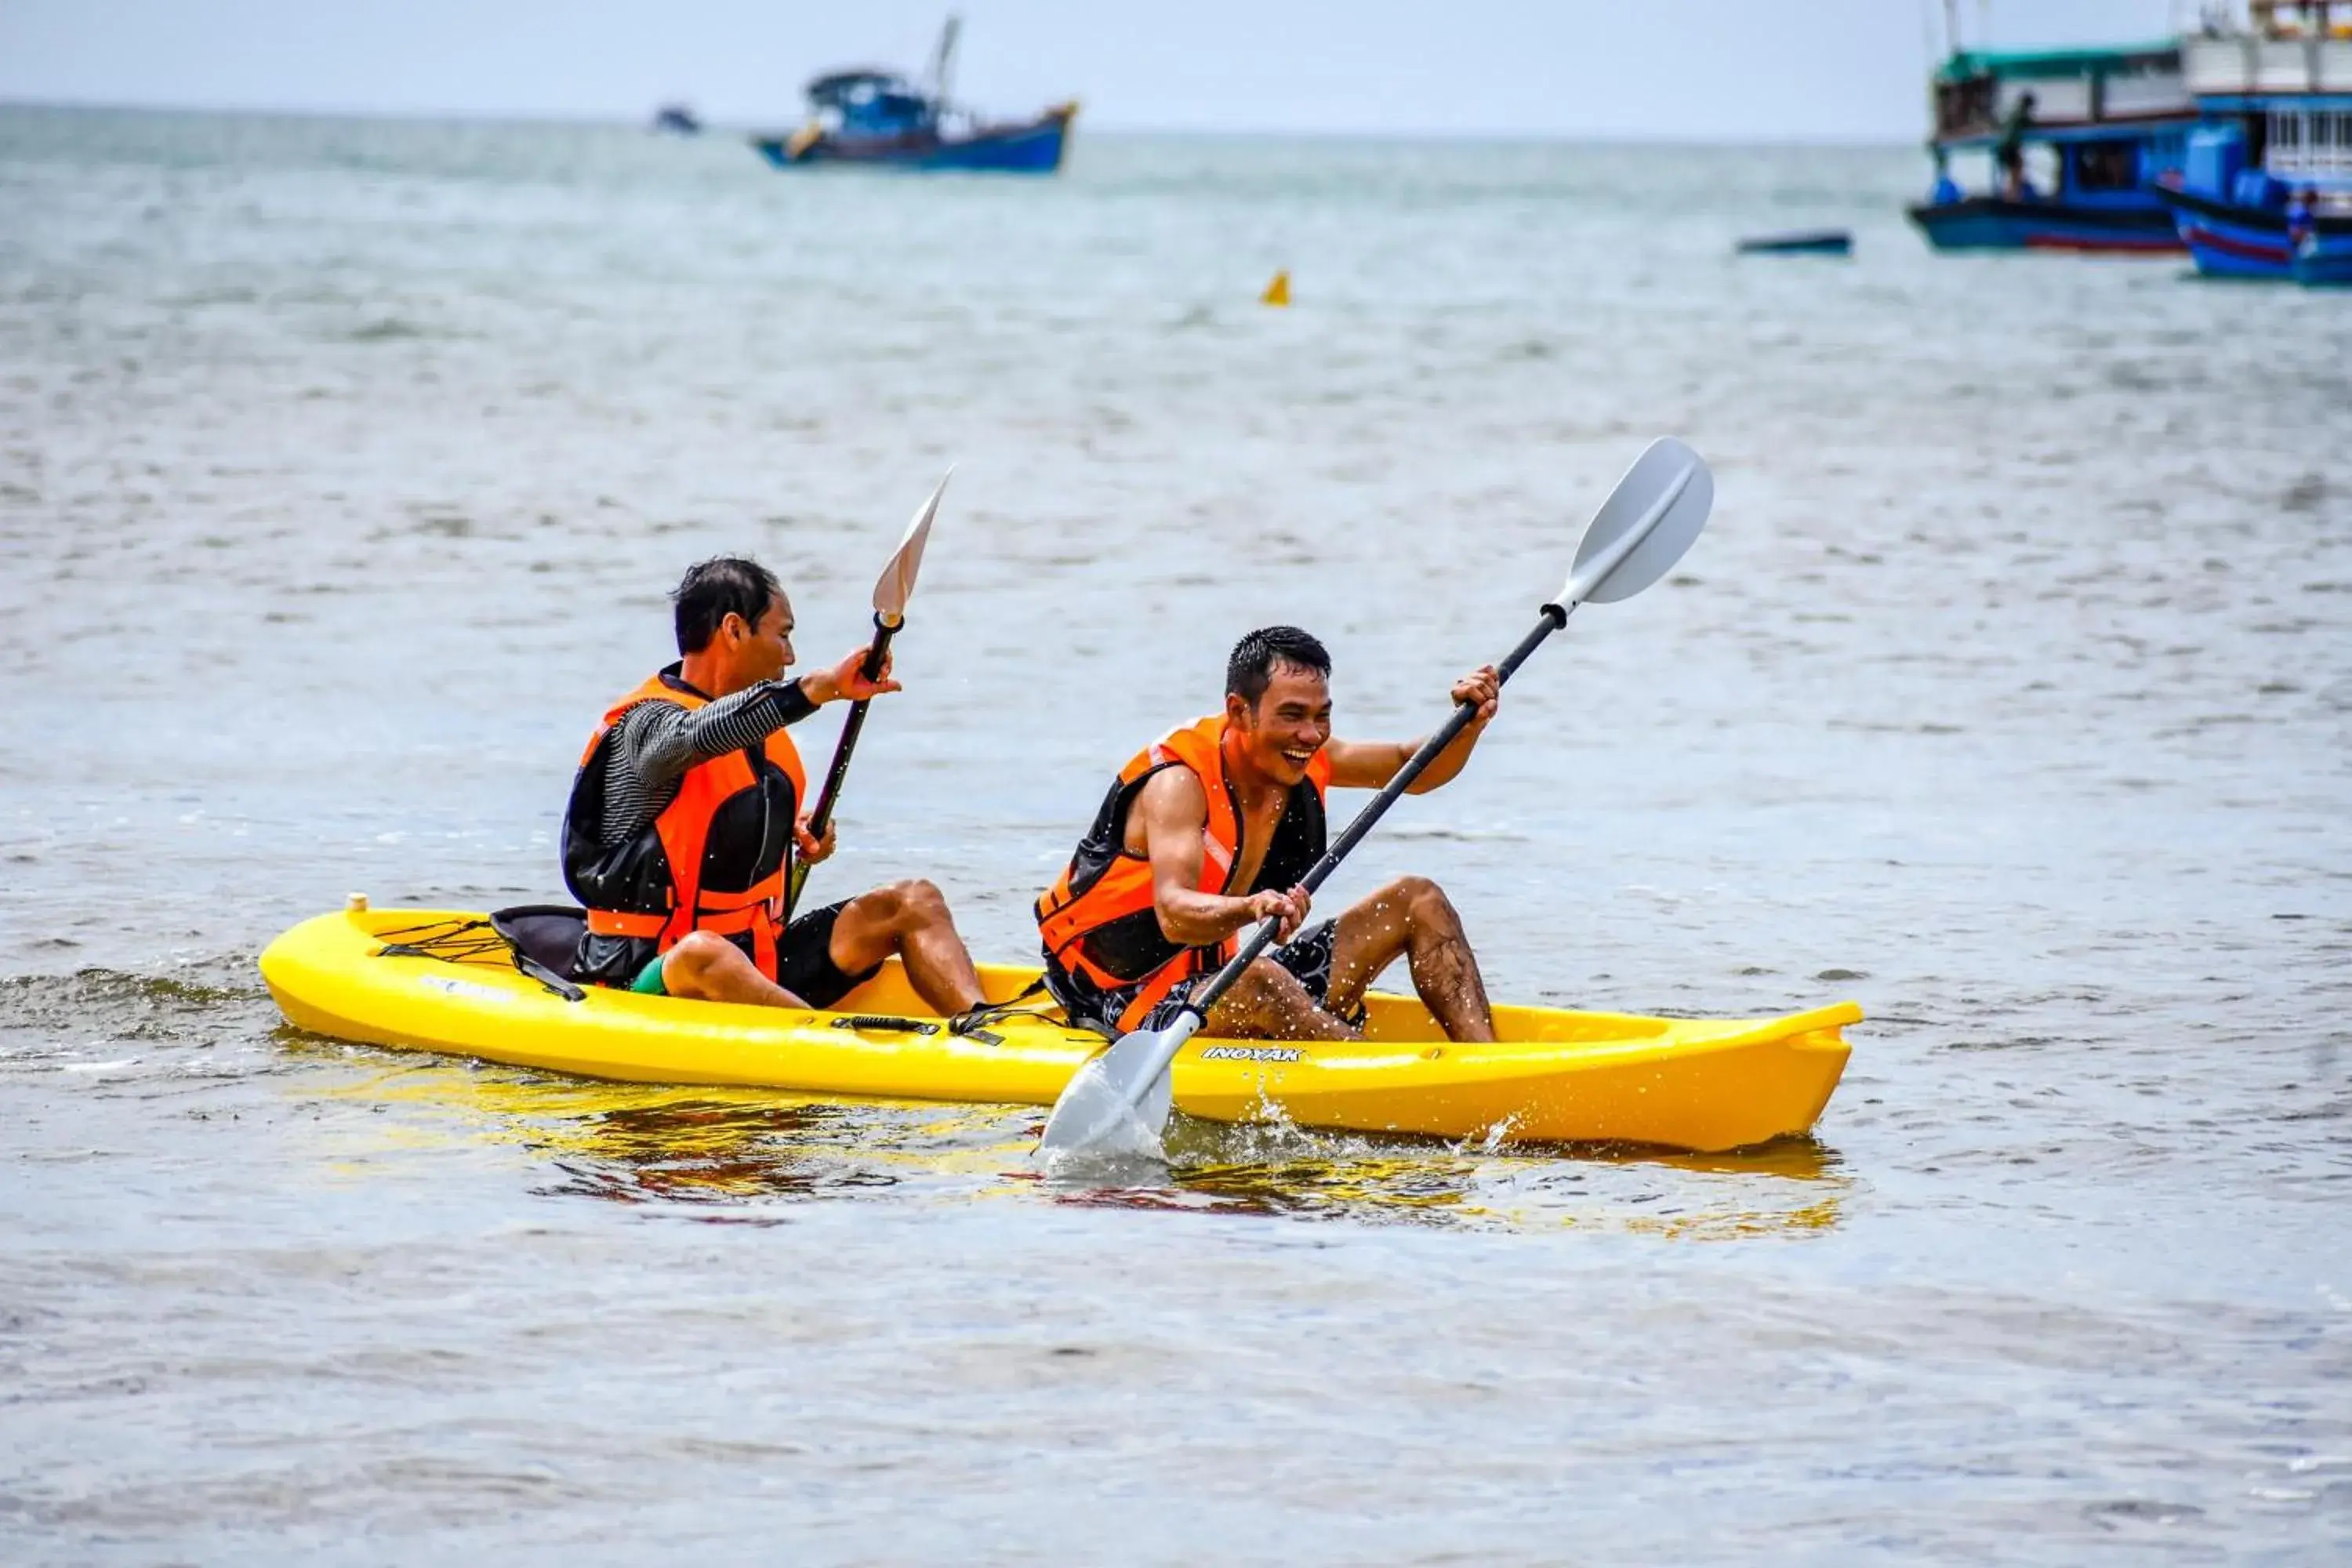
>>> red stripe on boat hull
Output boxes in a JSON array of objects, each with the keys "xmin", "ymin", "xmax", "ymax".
[
  {"xmin": 2182, "ymin": 225, "xmax": 2292, "ymax": 265},
  {"xmin": 2020, "ymin": 234, "xmax": 2185, "ymax": 254}
]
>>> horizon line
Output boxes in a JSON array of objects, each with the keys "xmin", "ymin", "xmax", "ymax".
[{"xmin": 0, "ymin": 94, "xmax": 1924, "ymax": 151}]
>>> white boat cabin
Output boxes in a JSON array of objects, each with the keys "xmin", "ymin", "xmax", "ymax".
[{"xmin": 2185, "ymin": 1, "xmax": 2352, "ymax": 192}]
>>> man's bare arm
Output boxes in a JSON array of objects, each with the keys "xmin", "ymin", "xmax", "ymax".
[
  {"xmin": 1324, "ymin": 664, "xmax": 1502, "ymax": 793},
  {"xmin": 1133, "ymin": 768, "xmax": 1309, "ymax": 946}
]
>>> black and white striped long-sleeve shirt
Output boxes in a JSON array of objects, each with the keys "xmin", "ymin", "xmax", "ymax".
[{"xmin": 590, "ymin": 669, "xmax": 818, "ymax": 848}]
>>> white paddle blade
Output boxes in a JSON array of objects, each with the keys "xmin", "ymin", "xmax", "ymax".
[
  {"xmin": 872, "ymin": 466, "xmax": 952, "ymax": 622},
  {"xmin": 1036, "ymin": 1017, "xmax": 1192, "ymax": 1163},
  {"xmin": 1557, "ymin": 437, "xmax": 1713, "ymax": 608}
]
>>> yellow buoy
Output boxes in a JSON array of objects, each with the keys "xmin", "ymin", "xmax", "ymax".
[{"xmin": 1260, "ymin": 269, "xmax": 1290, "ymax": 307}]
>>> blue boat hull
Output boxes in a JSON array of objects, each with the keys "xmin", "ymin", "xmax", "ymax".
[
  {"xmin": 751, "ymin": 109, "xmax": 1072, "ymax": 174},
  {"xmin": 2156, "ymin": 183, "xmax": 2294, "ymax": 278},
  {"xmin": 2157, "ymin": 181, "xmax": 2352, "ymax": 285},
  {"xmin": 1906, "ymin": 196, "xmax": 2182, "ymax": 253},
  {"xmin": 2293, "ymin": 241, "xmax": 2352, "ymax": 289}
]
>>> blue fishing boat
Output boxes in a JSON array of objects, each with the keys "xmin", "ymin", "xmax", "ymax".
[
  {"xmin": 1905, "ymin": 25, "xmax": 2199, "ymax": 253},
  {"xmin": 750, "ymin": 16, "xmax": 1076, "ymax": 174},
  {"xmin": 2154, "ymin": 1, "xmax": 2352, "ymax": 285}
]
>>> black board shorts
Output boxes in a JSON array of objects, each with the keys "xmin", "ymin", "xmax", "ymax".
[{"xmin": 630, "ymin": 898, "xmax": 882, "ymax": 1011}]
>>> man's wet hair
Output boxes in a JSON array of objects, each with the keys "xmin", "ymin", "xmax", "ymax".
[
  {"xmin": 1227, "ymin": 626, "xmax": 1331, "ymax": 706},
  {"xmin": 674, "ymin": 557, "xmax": 782, "ymax": 654}
]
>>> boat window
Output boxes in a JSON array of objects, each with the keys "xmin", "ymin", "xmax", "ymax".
[
  {"xmin": 2074, "ymin": 140, "xmax": 2140, "ymax": 191},
  {"xmin": 2023, "ymin": 143, "xmax": 2061, "ymax": 197},
  {"xmin": 1935, "ymin": 76, "xmax": 1998, "ymax": 140}
]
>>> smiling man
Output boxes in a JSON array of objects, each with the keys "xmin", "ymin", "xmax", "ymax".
[
  {"xmin": 1036, "ymin": 626, "xmax": 1501, "ymax": 1044},
  {"xmin": 561, "ymin": 556, "xmax": 984, "ymax": 1015}
]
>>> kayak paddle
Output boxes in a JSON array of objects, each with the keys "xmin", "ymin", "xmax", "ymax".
[
  {"xmin": 1035, "ymin": 436, "xmax": 1716, "ymax": 1165},
  {"xmin": 788, "ymin": 468, "xmax": 951, "ymax": 909}
]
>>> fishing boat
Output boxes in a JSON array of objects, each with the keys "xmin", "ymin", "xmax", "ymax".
[
  {"xmin": 2154, "ymin": 1, "xmax": 2352, "ymax": 283},
  {"xmin": 1905, "ymin": 21, "xmax": 2199, "ymax": 253},
  {"xmin": 750, "ymin": 16, "xmax": 1075, "ymax": 174},
  {"xmin": 257, "ymin": 902, "xmax": 1860, "ymax": 1156}
]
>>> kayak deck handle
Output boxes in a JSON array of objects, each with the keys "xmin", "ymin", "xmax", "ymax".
[{"xmin": 828, "ymin": 1014, "xmax": 942, "ymax": 1036}]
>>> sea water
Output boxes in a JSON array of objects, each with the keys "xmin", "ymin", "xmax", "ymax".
[{"xmin": 2, "ymin": 106, "xmax": 2348, "ymax": 1560}]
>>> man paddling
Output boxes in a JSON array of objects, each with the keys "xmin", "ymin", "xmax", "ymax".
[
  {"xmin": 1036, "ymin": 626, "xmax": 1500, "ymax": 1044},
  {"xmin": 563, "ymin": 557, "xmax": 985, "ymax": 1014}
]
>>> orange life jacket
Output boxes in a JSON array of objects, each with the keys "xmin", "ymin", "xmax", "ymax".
[
  {"xmin": 561, "ymin": 669, "xmax": 808, "ymax": 982},
  {"xmin": 1036, "ymin": 714, "xmax": 1330, "ymax": 1030}
]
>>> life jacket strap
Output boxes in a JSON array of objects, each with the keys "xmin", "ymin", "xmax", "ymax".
[
  {"xmin": 586, "ymin": 908, "xmax": 670, "ymax": 938},
  {"xmin": 673, "ymin": 903, "xmax": 771, "ymax": 938},
  {"xmin": 695, "ymin": 877, "xmax": 784, "ymax": 913}
]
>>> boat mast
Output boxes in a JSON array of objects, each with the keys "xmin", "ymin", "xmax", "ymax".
[{"xmin": 927, "ymin": 13, "xmax": 963, "ymax": 107}]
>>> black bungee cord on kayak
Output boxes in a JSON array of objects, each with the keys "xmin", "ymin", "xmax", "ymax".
[{"xmin": 372, "ymin": 911, "xmax": 587, "ymax": 1003}]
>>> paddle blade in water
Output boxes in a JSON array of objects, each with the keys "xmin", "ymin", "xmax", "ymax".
[
  {"xmin": 1133, "ymin": 1055, "xmax": 1175, "ymax": 1137},
  {"xmin": 873, "ymin": 466, "xmax": 951, "ymax": 622},
  {"xmin": 1035, "ymin": 1052, "xmax": 1168, "ymax": 1168},
  {"xmin": 1556, "ymin": 437, "xmax": 1713, "ymax": 607},
  {"xmin": 1036, "ymin": 1015, "xmax": 1193, "ymax": 1164}
]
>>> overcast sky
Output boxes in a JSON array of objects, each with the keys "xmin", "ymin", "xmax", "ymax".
[{"xmin": 1, "ymin": 1, "xmax": 2213, "ymax": 141}]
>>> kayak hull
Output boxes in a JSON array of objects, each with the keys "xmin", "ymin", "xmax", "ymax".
[{"xmin": 260, "ymin": 909, "xmax": 1858, "ymax": 1153}]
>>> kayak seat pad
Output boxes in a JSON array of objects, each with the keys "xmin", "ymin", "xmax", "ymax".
[{"xmin": 490, "ymin": 905, "xmax": 590, "ymax": 986}]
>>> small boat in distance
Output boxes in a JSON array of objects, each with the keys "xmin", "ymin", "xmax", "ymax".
[
  {"xmin": 750, "ymin": 16, "xmax": 1076, "ymax": 174},
  {"xmin": 1736, "ymin": 230, "xmax": 1854, "ymax": 256},
  {"xmin": 1905, "ymin": 33, "xmax": 2198, "ymax": 252},
  {"xmin": 650, "ymin": 103, "xmax": 702, "ymax": 136}
]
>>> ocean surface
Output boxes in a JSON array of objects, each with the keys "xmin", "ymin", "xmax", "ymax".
[{"xmin": 2, "ymin": 104, "xmax": 2347, "ymax": 1562}]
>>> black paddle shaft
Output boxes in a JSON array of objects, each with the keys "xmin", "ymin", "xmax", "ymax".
[
  {"xmin": 804, "ymin": 612, "xmax": 898, "ymax": 842},
  {"xmin": 1185, "ymin": 601, "xmax": 1574, "ymax": 1022}
]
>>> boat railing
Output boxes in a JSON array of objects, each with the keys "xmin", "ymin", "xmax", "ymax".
[
  {"xmin": 2265, "ymin": 106, "xmax": 2352, "ymax": 181},
  {"xmin": 2185, "ymin": 31, "xmax": 2352, "ymax": 94}
]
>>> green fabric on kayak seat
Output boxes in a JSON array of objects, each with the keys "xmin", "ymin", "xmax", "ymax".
[{"xmin": 630, "ymin": 955, "xmax": 667, "ymax": 996}]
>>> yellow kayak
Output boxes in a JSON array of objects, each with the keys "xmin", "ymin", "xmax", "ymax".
[{"xmin": 259, "ymin": 905, "xmax": 1859, "ymax": 1153}]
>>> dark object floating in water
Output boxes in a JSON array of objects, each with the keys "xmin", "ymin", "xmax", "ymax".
[
  {"xmin": 749, "ymin": 15, "xmax": 1076, "ymax": 173},
  {"xmin": 652, "ymin": 103, "xmax": 702, "ymax": 136},
  {"xmin": 1737, "ymin": 230, "xmax": 1855, "ymax": 256}
]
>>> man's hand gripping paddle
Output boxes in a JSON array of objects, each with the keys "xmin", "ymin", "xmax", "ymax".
[
  {"xmin": 787, "ymin": 468, "xmax": 952, "ymax": 909},
  {"xmin": 1034, "ymin": 437, "xmax": 1716, "ymax": 1167}
]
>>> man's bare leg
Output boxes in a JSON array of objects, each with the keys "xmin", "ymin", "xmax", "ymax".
[
  {"xmin": 1201, "ymin": 956, "xmax": 1359, "ymax": 1042},
  {"xmin": 829, "ymin": 878, "xmax": 985, "ymax": 1016},
  {"xmin": 1325, "ymin": 875, "xmax": 1496, "ymax": 1043},
  {"xmin": 660, "ymin": 929, "xmax": 810, "ymax": 1007}
]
